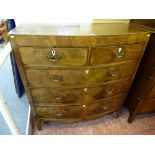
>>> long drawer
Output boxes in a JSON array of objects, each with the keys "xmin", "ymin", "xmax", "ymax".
[
  {"xmin": 31, "ymin": 78, "xmax": 131, "ymax": 104},
  {"xmin": 19, "ymin": 47, "xmax": 88, "ymax": 67},
  {"xmin": 26, "ymin": 62, "xmax": 136, "ymax": 86},
  {"xmin": 35, "ymin": 95, "xmax": 125, "ymax": 119},
  {"xmin": 90, "ymin": 43, "xmax": 145, "ymax": 65}
]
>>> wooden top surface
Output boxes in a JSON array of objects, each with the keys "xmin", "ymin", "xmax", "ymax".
[
  {"xmin": 133, "ymin": 24, "xmax": 155, "ymax": 34},
  {"xmin": 9, "ymin": 23, "xmax": 148, "ymax": 36}
]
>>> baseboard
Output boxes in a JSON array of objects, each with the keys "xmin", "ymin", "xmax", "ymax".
[{"xmin": 26, "ymin": 105, "xmax": 32, "ymax": 135}]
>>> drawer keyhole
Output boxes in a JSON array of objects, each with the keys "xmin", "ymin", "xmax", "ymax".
[
  {"xmin": 84, "ymin": 88, "xmax": 88, "ymax": 92},
  {"xmin": 85, "ymin": 69, "xmax": 89, "ymax": 74},
  {"xmin": 82, "ymin": 104, "xmax": 86, "ymax": 108}
]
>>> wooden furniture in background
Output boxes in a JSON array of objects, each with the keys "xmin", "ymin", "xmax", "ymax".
[
  {"xmin": 126, "ymin": 19, "xmax": 155, "ymax": 123},
  {"xmin": 9, "ymin": 23, "xmax": 149, "ymax": 130}
]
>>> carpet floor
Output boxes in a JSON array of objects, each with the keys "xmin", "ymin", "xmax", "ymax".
[
  {"xmin": 0, "ymin": 48, "xmax": 29, "ymax": 135},
  {"xmin": 33, "ymin": 108, "xmax": 155, "ymax": 135}
]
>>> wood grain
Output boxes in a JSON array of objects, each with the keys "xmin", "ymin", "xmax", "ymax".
[
  {"xmin": 25, "ymin": 62, "xmax": 136, "ymax": 86},
  {"xmin": 19, "ymin": 47, "xmax": 88, "ymax": 67},
  {"xmin": 35, "ymin": 94, "xmax": 125, "ymax": 119},
  {"xmin": 90, "ymin": 43, "xmax": 145, "ymax": 65},
  {"xmin": 126, "ymin": 20, "xmax": 155, "ymax": 122},
  {"xmin": 31, "ymin": 78, "xmax": 131, "ymax": 104},
  {"xmin": 9, "ymin": 23, "xmax": 150, "ymax": 129}
]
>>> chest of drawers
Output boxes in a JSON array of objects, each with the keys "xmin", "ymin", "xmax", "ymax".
[
  {"xmin": 9, "ymin": 23, "xmax": 150, "ymax": 130},
  {"xmin": 126, "ymin": 20, "xmax": 155, "ymax": 122}
]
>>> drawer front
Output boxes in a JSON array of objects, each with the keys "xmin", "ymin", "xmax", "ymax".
[
  {"xmin": 35, "ymin": 104, "xmax": 82, "ymax": 119},
  {"xmin": 35, "ymin": 95, "xmax": 125, "ymax": 119},
  {"xmin": 19, "ymin": 47, "xmax": 88, "ymax": 67},
  {"xmin": 82, "ymin": 95, "xmax": 125, "ymax": 116},
  {"xmin": 31, "ymin": 79, "xmax": 131, "ymax": 104},
  {"xmin": 90, "ymin": 43, "xmax": 145, "ymax": 65},
  {"xmin": 26, "ymin": 62, "xmax": 136, "ymax": 86},
  {"xmin": 14, "ymin": 33, "xmax": 148, "ymax": 47}
]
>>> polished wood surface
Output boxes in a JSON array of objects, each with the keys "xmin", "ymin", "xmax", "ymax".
[
  {"xmin": 25, "ymin": 62, "xmax": 136, "ymax": 86},
  {"xmin": 139, "ymin": 98, "xmax": 155, "ymax": 113},
  {"xmin": 9, "ymin": 23, "xmax": 147, "ymax": 35},
  {"xmin": 35, "ymin": 95, "xmax": 125, "ymax": 119},
  {"xmin": 9, "ymin": 23, "xmax": 150, "ymax": 130},
  {"xmin": 126, "ymin": 20, "xmax": 155, "ymax": 123},
  {"xmin": 10, "ymin": 34, "xmax": 148, "ymax": 48},
  {"xmin": 147, "ymin": 78, "xmax": 155, "ymax": 98},
  {"xmin": 90, "ymin": 43, "xmax": 145, "ymax": 65},
  {"xmin": 131, "ymin": 19, "xmax": 155, "ymax": 28},
  {"xmin": 31, "ymin": 78, "xmax": 130, "ymax": 104},
  {"xmin": 19, "ymin": 47, "xmax": 88, "ymax": 67},
  {"xmin": 9, "ymin": 23, "xmax": 148, "ymax": 48}
]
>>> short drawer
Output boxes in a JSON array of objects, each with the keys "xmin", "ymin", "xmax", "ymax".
[
  {"xmin": 90, "ymin": 43, "xmax": 145, "ymax": 65},
  {"xmin": 26, "ymin": 62, "xmax": 136, "ymax": 86},
  {"xmin": 35, "ymin": 95, "xmax": 125, "ymax": 119},
  {"xmin": 31, "ymin": 78, "xmax": 131, "ymax": 104},
  {"xmin": 19, "ymin": 47, "xmax": 88, "ymax": 67}
]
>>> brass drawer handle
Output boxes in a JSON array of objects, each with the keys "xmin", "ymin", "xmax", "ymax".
[
  {"xmin": 105, "ymin": 88, "xmax": 113, "ymax": 94},
  {"xmin": 54, "ymin": 95, "xmax": 63, "ymax": 100},
  {"xmin": 47, "ymin": 50, "xmax": 61, "ymax": 62},
  {"xmin": 49, "ymin": 109, "xmax": 65, "ymax": 117},
  {"xmin": 102, "ymin": 106, "xmax": 108, "ymax": 110},
  {"xmin": 51, "ymin": 75, "xmax": 62, "ymax": 82},
  {"xmin": 37, "ymin": 108, "xmax": 48, "ymax": 113},
  {"xmin": 108, "ymin": 71, "xmax": 119, "ymax": 77},
  {"xmin": 113, "ymin": 48, "xmax": 125, "ymax": 58},
  {"xmin": 55, "ymin": 112, "xmax": 64, "ymax": 117}
]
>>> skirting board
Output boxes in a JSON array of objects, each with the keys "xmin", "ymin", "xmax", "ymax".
[{"xmin": 26, "ymin": 105, "xmax": 32, "ymax": 135}]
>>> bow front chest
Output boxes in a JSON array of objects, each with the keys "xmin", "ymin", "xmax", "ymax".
[{"xmin": 9, "ymin": 23, "xmax": 150, "ymax": 130}]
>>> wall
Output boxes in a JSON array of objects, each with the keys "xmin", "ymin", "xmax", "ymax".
[
  {"xmin": 93, "ymin": 19, "xmax": 130, "ymax": 23},
  {"xmin": 15, "ymin": 19, "xmax": 130, "ymax": 26}
]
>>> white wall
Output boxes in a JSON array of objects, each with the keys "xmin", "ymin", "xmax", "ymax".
[{"xmin": 15, "ymin": 19, "xmax": 130, "ymax": 26}]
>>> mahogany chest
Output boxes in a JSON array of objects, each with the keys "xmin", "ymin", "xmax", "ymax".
[
  {"xmin": 9, "ymin": 23, "xmax": 149, "ymax": 130},
  {"xmin": 126, "ymin": 20, "xmax": 155, "ymax": 123}
]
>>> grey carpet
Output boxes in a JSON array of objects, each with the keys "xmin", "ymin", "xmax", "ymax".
[{"xmin": 0, "ymin": 48, "xmax": 29, "ymax": 135}]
